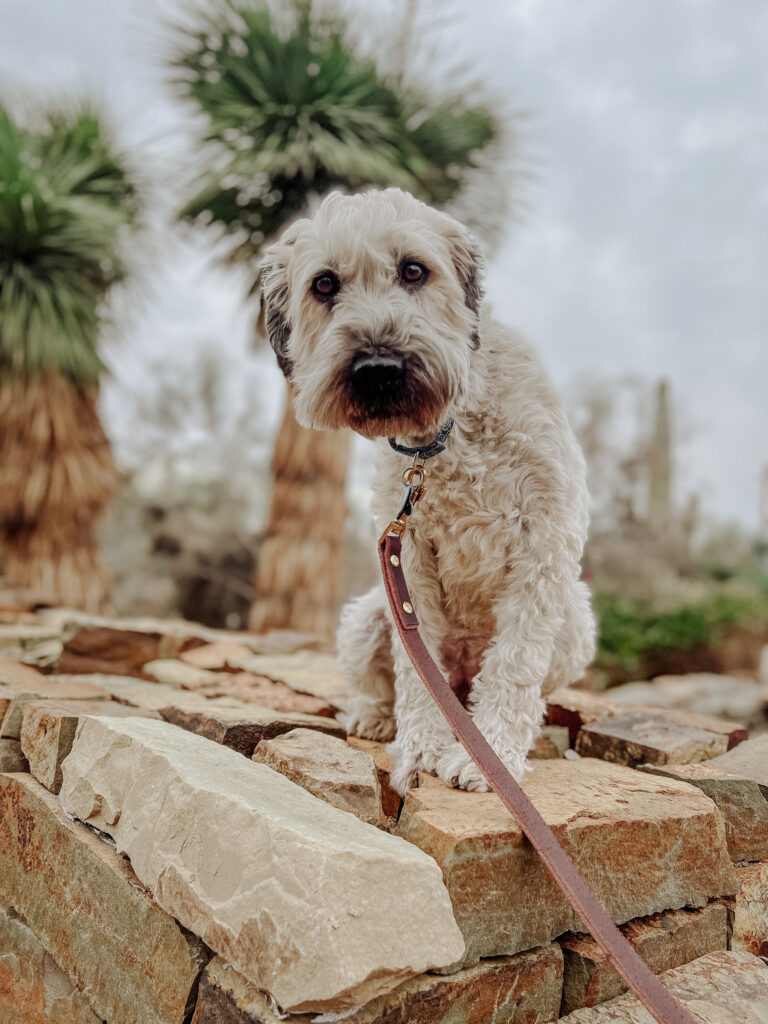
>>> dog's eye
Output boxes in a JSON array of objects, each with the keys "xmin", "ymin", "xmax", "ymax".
[
  {"xmin": 311, "ymin": 272, "xmax": 340, "ymax": 301},
  {"xmin": 400, "ymin": 261, "xmax": 429, "ymax": 286}
]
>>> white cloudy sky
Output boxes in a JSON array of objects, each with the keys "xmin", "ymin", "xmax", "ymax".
[{"xmin": 0, "ymin": 0, "xmax": 765, "ymax": 528}]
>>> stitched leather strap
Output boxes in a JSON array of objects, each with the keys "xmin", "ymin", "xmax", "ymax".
[{"xmin": 380, "ymin": 532, "xmax": 697, "ymax": 1024}]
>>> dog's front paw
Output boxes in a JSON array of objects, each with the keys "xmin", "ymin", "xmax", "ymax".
[
  {"xmin": 339, "ymin": 701, "xmax": 396, "ymax": 742},
  {"xmin": 387, "ymin": 739, "xmax": 446, "ymax": 794},
  {"xmin": 388, "ymin": 744, "xmax": 420, "ymax": 796},
  {"xmin": 435, "ymin": 743, "xmax": 492, "ymax": 793}
]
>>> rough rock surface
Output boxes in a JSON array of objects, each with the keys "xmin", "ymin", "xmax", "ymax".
[
  {"xmin": 0, "ymin": 625, "xmax": 62, "ymax": 665},
  {"xmin": 705, "ymin": 735, "xmax": 768, "ymax": 793},
  {"xmin": 346, "ymin": 736, "xmax": 402, "ymax": 820},
  {"xmin": 546, "ymin": 690, "xmax": 632, "ymax": 744},
  {"xmin": 632, "ymin": 672, "xmax": 768, "ymax": 722},
  {"xmin": 149, "ymin": 656, "xmax": 338, "ymax": 715},
  {"xmin": 19, "ymin": 698, "xmax": 159, "ymax": 793},
  {"xmin": 639, "ymin": 762, "xmax": 768, "ymax": 862},
  {"xmin": 190, "ymin": 670, "xmax": 337, "ymax": 715},
  {"xmin": 731, "ymin": 862, "xmax": 768, "ymax": 957},
  {"xmin": 0, "ymin": 738, "xmax": 28, "ymax": 772},
  {"xmin": 0, "ymin": 773, "xmax": 210, "ymax": 1024},
  {"xmin": 58, "ymin": 716, "xmax": 464, "ymax": 1013},
  {"xmin": 0, "ymin": 901, "xmax": 101, "ymax": 1024},
  {"xmin": 396, "ymin": 761, "xmax": 736, "ymax": 965},
  {"xmin": 252, "ymin": 728, "xmax": 386, "ymax": 826},
  {"xmin": 179, "ymin": 641, "xmax": 255, "ymax": 670},
  {"xmin": 56, "ymin": 623, "xmax": 178, "ymax": 676},
  {"xmin": 143, "ymin": 658, "xmax": 220, "ymax": 688},
  {"xmin": 192, "ymin": 944, "xmax": 564, "ymax": 1024},
  {"xmin": 0, "ymin": 659, "xmax": 46, "ymax": 687},
  {"xmin": 0, "ymin": 675, "xmax": 110, "ymax": 740},
  {"xmin": 559, "ymin": 950, "xmax": 768, "ymax": 1023},
  {"xmin": 547, "ymin": 687, "xmax": 747, "ymax": 750},
  {"xmin": 54, "ymin": 673, "xmax": 243, "ymax": 712},
  {"xmin": 159, "ymin": 701, "xmax": 345, "ymax": 757},
  {"xmin": 559, "ymin": 902, "xmax": 729, "ymax": 1014},
  {"xmin": 231, "ymin": 651, "xmax": 349, "ymax": 707},
  {"xmin": 575, "ymin": 711, "xmax": 728, "ymax": 766}
]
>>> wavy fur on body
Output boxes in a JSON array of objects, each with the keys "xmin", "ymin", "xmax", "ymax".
[{"xmin": 261, "ymin": 188, "xmax": 596, "ymax": 794}]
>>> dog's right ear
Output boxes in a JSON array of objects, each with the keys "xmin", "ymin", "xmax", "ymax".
[{"xmin": 259, "ymin": 239, "xmax": 295, "ymax": 379}]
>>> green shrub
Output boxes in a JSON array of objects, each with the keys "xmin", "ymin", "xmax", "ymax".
[{"xmin": 595, "ymin": 587, "xmax": 768, "ymax": 674}]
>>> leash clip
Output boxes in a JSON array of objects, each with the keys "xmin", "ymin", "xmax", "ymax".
[
  {"xmin": 381, "ymin": 461, "xmax": 428, "ymax": 542},
  {"xmin": 395, "ymin": 461, "xmax": 427, "ymax": 519}
]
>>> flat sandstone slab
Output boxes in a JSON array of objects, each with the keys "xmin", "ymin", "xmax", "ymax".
[
  {"xmin": 559, "ymin": 950, "xmax": 768, "ymax": 1023},
  {"xmin": 192, "ymin": 944, "xmax": 563, "ymax": 1024},
  {"xmin": 0, "ymin": 672, "xmax": 110, "ymax": 739},
  {"xmin": 575, "ymin": 710, "xmax": 728, "ymax": 766},
  {"xmin": 0, "ymin": 901, "xmax": 101, "ymax": 1024},
  {"xmin": 20, "ymin": 698, "xmax": 159, "ymax": 793},
  {"xmin": 705, "ymin": 735, "xmax": 768, "ymax": 794},
  {"xmin": 231, "ymin": 651, "xmax": 349, "ymax": 707},
  {"xmin": 639, "ymin": 762, "xmax": 768, "ymax": 862},
  {"xmin": 252, "ymin": 728, "xmax": 386, "ymax": 826},
  {"xmin": 51, "ymin": 673, "xmax": 245, "ymax": 712},
  {"xmin": 159, "ymin": 701, "xmax": 345, "ymax": 757},
  {"xmin": 547, "ymin": 687, "xmax": 747, "ymax": 750},
  {"xmin": 58, "ymin": 716, "xmax": 464, "ymax": 1013},
  {"xmin": 396, "ymin": 760, "xmax": 736, "ymax": 965},
  {"xmin": 0, "ymin": 773, "xmax": 210, "ymax": 1024},
  {"xmin": 559, "ymin": 902, "xmax": 729, "ymax": 1014}
]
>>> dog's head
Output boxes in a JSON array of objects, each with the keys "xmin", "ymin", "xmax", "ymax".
[{"xmin": 260, "ymin": 189, "xmax": 484, "ymax": 438}]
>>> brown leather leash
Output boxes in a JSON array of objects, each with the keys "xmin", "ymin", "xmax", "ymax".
[{"xmin": 378, "ymin": 465, "xmax": 697, "ymax": 1024}]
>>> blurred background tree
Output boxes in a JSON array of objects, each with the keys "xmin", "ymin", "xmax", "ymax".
[
  {"xmin": 0, "ymin": 107, "xmax": 137, "ymax": 610},
  {"xmin": 170, "ymin": 0, "xmax": 514, "ymax": 637}
]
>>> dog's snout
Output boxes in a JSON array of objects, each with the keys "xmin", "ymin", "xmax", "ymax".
[{"xmin": 350, "ymin": 352, "xmax": 405, "ymax": 401}]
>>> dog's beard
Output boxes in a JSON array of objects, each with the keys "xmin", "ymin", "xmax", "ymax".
[
  {"xmin": 292, "ymin": 325, "xmax": 469, "ymax": 437},
  {"xmin": 294, "ymin": 356, "xmax": 460, "ymax": 438}
]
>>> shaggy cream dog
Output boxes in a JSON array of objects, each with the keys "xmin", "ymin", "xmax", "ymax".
[{"xmin": 261, "ymin": 188, "xmax": 595, "ymax": 794}]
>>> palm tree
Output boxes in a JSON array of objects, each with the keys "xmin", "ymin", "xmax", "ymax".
[
  {"xmin": 171, "ymin": 0, "xmax": 513, "ymax": 636},
  {"xmin": 0, "ymin": 107, "xmax": 137, "ymax": 610}
]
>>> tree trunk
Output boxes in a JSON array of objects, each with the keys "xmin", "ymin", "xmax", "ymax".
[
  {"xmin": 0, "ymin": 376, "xmax": 115, "ymax": 612},
  {"xmin": 250, "ymin": 391, "xmax": 351, "ymax": 638}
]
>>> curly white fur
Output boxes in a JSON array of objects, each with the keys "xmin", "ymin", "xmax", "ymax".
[{"xmin": 261, "ymin": 188, "xmax": 596, "ymax": 795}]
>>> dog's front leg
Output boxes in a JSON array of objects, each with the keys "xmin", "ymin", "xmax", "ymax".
[
  {"xmin": 470, "ymin": 552, "xmax": 572, "ymax": 782},
  {"xmin": 436, "ymin": 545, "xmax": 573, "ymax": 791}
]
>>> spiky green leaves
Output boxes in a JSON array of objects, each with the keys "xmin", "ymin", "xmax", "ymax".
[
  {"xmin": 172, "ymin": 1, "xmax": 500, "ymax": 260},
  {"xmin": 0, "ymin": 108, "xmax": 137, "ymax": 382}
]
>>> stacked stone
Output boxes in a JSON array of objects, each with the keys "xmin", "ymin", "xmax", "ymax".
[{"xmin": 0, "ymin": 610, "xmax": 767, "ymax": 1023}]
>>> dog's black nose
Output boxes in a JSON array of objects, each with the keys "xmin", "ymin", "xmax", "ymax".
[{"xmin": 350, "ymin": 352, "xmax": 405, "ymax": 402}]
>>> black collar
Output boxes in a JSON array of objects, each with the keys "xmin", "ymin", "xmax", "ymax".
[{"xmin": 388, "ymin": 419, "xmax": 454, "ymax": 460}]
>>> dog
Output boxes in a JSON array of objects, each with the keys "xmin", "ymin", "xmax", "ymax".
[{"xmin": 260, "ymin": 188, "xmax": 595, "ymax": 794}]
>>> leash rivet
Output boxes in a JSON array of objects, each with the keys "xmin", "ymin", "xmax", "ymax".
[
  {"xmin": 390, "ymin": 555, "xmax": 400, "ymax": 567},
  {"xmin": 402, "ymin": 601, "xmax": 413, "ymax": 614}
]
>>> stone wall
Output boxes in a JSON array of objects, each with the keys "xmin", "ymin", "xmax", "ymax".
[{"xmin": 1, "ymin": 607, "xmax": 768, "ymax": 1023}]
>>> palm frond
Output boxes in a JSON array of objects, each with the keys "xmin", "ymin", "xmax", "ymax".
[
  {"xmin": 0, "ymin": 106, "xmax": 137, "ymax": 382},
  {"xmin": 170, "ymin": 0, "xmax": 508, "ymax": 263}
]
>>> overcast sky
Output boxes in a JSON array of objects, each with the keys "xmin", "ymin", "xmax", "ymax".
[{"xmin": 1, "ymin": 0, "xmax": 765, "ymax": 528}]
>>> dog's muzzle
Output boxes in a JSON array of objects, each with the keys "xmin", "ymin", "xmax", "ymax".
[{"xmin": 349, "ymin": 352, "xmax": 405, "ymax": 407}]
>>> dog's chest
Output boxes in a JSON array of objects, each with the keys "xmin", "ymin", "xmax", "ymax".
[{"xmin": 412, "ymin": 481, "xmax": 514, "ymax": 630}]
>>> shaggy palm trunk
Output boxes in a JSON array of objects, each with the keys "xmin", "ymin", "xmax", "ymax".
[
  {"xmin": 0, "ymin": 376, "xmax": 116, "ymax": 611},
  {"xmin": 250, "ymin": 392, "xmax": 351, "ymax": 637}
]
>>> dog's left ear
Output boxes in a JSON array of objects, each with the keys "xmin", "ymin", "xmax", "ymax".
[
  {"xmin": 445, "ymin": 225, "xmax": 485, "ymax": 349},
  {"xmin": 259, "ymin": 239, "xmax": 295, "ymax": 379}
]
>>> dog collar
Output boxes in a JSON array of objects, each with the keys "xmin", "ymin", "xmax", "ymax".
[{"xmin": 388, "ymin": 419, "xmax": 454, "ymax": 460}]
